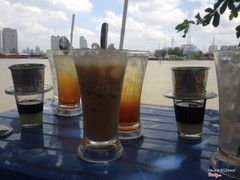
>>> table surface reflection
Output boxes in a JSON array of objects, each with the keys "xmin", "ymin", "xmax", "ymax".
[{"xmin": 0, "ymin": 100, "xmax": 230, "ymax": 180}]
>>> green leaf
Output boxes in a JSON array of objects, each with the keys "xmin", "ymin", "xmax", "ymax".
[
  {"xmin": 228, "ymin": 0, "xmax": 235, "ymax": 10},
  {"xmin": 233, "ymin": 11, "xmax": 238, "ymax": 18},
  {"xmin": 220, "ymin": 1, "xmax": 228, "ymax": 14},
  {"xmin": 188, "ymin": 20, "xmax": 195, "ymax": 25},
  {"xmin": 231, "ymin": 8, "xmax": 239, "ymax": 18},
  {"xmin": 175, "ymin": 24, "xmax": 184, "ymax": 30},
  {"xmin": 214, "ymin": 0, "xmax": 224, "ymax": 9},
  {"xmin": 195, "ymin": 13, "xmax": 204, "ymax": 25},
  {"xmin": 205, "ymin": 7, "xmax": 214, "ymax": 13},
  {"xmin": 229, "ymin": 13, "xmax": 234, "ymax": 20},
  {"xmin": 195, "ymin": 13, "xmax": 201, "ymax": 19},
  {"xmin": 212, "ymin": 11, "xmax": 220, "ymax": 27},
  {"xmin": 203, "ymin": 14, "xmax": 213, "ymax": 25},
  {"xmin": 235, "ymin": 25, "xmax": 240, "ymax": 32},
  {"xmin": 236, "ymin": 31, "xmax": 240, "ymax": 39}
]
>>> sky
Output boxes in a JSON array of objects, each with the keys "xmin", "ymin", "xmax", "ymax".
[{"xmin": 0, "ymin": 0, "xmax": 239, "ymax": 53}]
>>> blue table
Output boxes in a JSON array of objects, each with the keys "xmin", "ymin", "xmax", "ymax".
[{"xmin": 0, "ymin": 100, "xmax": 229, "ymax": 179}]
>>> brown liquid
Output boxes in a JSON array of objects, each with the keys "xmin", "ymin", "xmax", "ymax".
[
  {"xmin": 119, "ymin": 98, "xmax": 140, "ymax": 128},
  {"xmin": 75, "ymin": 63, "xmax": 126, "ymax": 142},
  {"xmin": 118, "ymin": 55, "xmax": 147, "ymax": 131}
]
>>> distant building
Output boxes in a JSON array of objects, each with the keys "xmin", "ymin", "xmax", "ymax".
[
  {"xmin": 35, "ymin": 46, "xmax": 40, "ymax": 53},
  {"xmin": 220, "ymin": 45, "xmax": 228, "ymax": 51},
  {"xmin": 229, "ymin": 45, "xmax": 238, "ymax": 50},
  {"xmin": 181, "ymin": 44, "xmax": 197, "ymax": 53},
  {"xmin": 209, "ymin": 45, "xmax": 217, "ymax": 53},
  {"xmin": 2, "ymin": 28, "xmax": 18, "ymax": 53},
  {"xmin": 220, "ymin": 45, "xmax": 238, "ymax": 51},
  {"xmin": 108, "ymin": 43, "xmax": 114, "ymax": 48},
  {"xmin": 79, "ymin": 36, "xmax": 88, "ymax": 49},
  {"xmin": 51, "ymin": 35, "xmax": 60, "ymax": 50},
  {"xmin": 26, "ymin": 47, "xmax": 30, "ymax": 53}
]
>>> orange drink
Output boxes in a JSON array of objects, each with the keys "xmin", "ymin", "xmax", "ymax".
[
  {"xmin": 54, "ymin": 55, "xmax": 80, "ymax": 105},
  {"xmin": 119, "ymin": 81, "xmax": 141, "ymax": 128},
  {"xmin": 119, "ymin": 51, "xmax": 149, "ymax": 139},
  {"xmin": 48, "ymin": 50, "xmax": 81, "ymax": 117}
]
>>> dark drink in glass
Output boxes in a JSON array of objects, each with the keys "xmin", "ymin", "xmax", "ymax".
[
  {"xmin": 15, "ymin": 94, "xmax": 44, "ymax": 128},
  {"xmin": 174, "ymin": 99, "xmax": 206, "ymax": 139}
]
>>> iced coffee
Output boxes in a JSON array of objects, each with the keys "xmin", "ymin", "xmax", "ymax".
[{"xmin": 74, "ymin": 48, "xmax": 128, "ymax": 163}]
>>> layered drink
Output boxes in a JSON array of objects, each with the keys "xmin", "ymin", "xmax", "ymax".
[
  {"xmin": 17, "ymin": 99, "xmax": 43, "ymax": 128},
  {"xmin": 118, "ymin": 51, "xmax": 148, "ymax": 139},
  {"xmin": 48, "ymin": 50, "xmax": 81, "ymax": 117},
  {"xmin": 54, "ymin": 55, "xmax": 80, "ymax": 106},
  {"xmin": 174, "ymin": 99, "xmax": 206, "ymax": 138}
]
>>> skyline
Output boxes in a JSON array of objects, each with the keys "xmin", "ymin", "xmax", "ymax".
[{"xmin": 0, "ymin": 0, "xmax": 239, "ymax": 53}]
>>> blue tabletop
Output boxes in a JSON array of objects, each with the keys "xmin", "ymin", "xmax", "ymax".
[{"xmin": 0, "ymin": 100, "xmax": 229, "ymax": 180}]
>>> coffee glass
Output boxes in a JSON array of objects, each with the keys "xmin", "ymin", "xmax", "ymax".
[
  {"xmin": 118, "ymin": 51, "xmax": 149, "ymax": 139},
  {"xmin": 48, "ymin": 50, "xmax": 81, "ymax": 117},
  {"xmin": 15, "ymin": 93, "xmax": 44, "ymax": 128},
  {"xmin": 163, "ymin": 67, "xmax": 216, "ymax": 139},
  {"xmin": 5, "ymin": 63, "xmax": 52, "ymax": 128},
  {"xmin": 73, "ymin": 48, "xmax": 128, "ymax": 163},
  {"xmin": 173, "ymin": 99, "xmax": 206, "ymax": 139},
  {"xmin": 211, "ymin": 51, "xmax": 240, "ymax": 179}
]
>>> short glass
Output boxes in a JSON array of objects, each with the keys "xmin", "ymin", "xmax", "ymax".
[
  {"xmin": 211, "ymin": 50, "xmax": 240, "ymax": 179},
  {"xmin": 173, "ymin": 99, "xmax": 206, "ymax": 139},
  {"xmin": 48, "ymin": 50, "xmax": 81, "ymax": 117},
  {"xmin": 5, "ymin": 63, "xmax": 52, "ymax": 129},
  {"xmin": 15, "ymin": 93, "xmax": 44, "ymax": 128},
  {"xmin": 118, "ymin": 51, "xmax": 149, "ymax": 139},
  {"xmin": 73, "ymin": 48, "xmax": 128, "ymax": 163}
]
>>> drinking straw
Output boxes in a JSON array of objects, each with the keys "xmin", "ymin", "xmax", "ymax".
[
  {"xmin": 100, "ymin": 23, "xmax": 109, "ymax": 49},
  {"xmin": 119, "ymin": 0, "xmax": 128, "ymax": 50},
  {"xmin": 70, "ymin": 14, "xmax": 75, "ymax": 50}
]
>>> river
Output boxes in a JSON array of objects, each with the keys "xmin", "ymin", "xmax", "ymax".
[{"xmin": 0, "ymin": 58, "xmax": 218, "ymax": 112}]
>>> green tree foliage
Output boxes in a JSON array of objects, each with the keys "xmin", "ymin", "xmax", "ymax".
[
  {"xmin": 154, "ymin": 47, "xmax": 204, "ymax": 60},
  {"xmin": 175, "ymin": 0, "xmax": 240, "ymax": 39},
  {"xmin": 154, "ymin": 47, "xmax": 184, "ymax": 57},
  {"xmin": 154, "ymin": 49, "xmax": 167, "ymax": 57}
]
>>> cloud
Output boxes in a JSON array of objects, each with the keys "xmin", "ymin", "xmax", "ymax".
[
  {"xmin": 90, "ymin": 9, "xmax": 167, "ymax": 51},
  {"xmin": 50, "ymin": 0, "xmax": 92, "ymax": 12},
  {"xmin": 128, "ymin": 0, "xmax": 186, "ymax": 24}
]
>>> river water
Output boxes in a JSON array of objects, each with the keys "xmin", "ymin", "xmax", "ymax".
[{"xmin": 0, "ymin": 58, "xmax": 218, "ymax": 112}]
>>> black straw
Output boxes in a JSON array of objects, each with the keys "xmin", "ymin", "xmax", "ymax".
[{"xmin": 100, "ymin": 23, "xmax": 109, "ymax": 49}]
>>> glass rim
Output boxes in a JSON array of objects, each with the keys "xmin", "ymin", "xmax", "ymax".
[{"xmin": 9, "ymin": 63, "xmax": 46, "ymax": 70}]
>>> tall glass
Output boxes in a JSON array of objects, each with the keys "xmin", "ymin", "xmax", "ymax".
[
  {"xmin": 118, "ymin": 51, "xmax": 149, "ymax": 139},
  {"xmin": 73, "ymin": 48, "xmax": 128, "ymax": 163},
  {"xmin": 48, "ymin": 50, "xmax": 81, "ymax": 117},
  {"xmin": 48, "ymin": 51, "xmax": 59, "ymax": 106},
  {"xmin": 211, "ymin": 51, "xmax": 240, "ymax": 179}
]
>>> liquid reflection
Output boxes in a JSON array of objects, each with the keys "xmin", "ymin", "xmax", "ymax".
[{"xmin": 19, "ymin": 126, "xmax": 50, "ymax": 162}]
